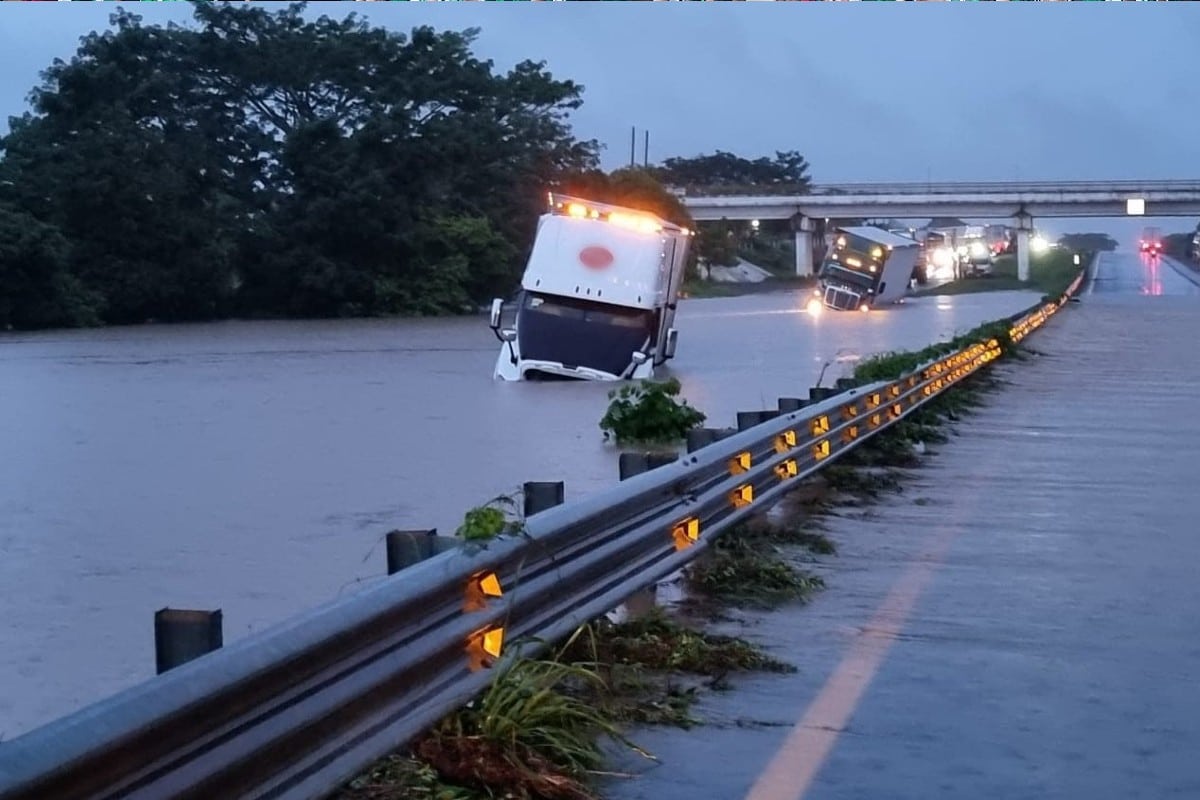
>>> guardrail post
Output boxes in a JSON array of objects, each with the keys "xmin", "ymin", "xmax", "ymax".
[
  {"xmin": 155, "ymin": 608, "xmax": 222, "ymax": 674},
  {"xmin": 523, "ymin": 481, "xmax": 565, "ymax": 516},
  {"xmin": 618, "ymin": 452, "xmax": 680, "ymax": 616},
  {"xmin": 618, "ymin": 452, "xmax": 678, "ymax": 479},
  {"xmin": 736, "ymin": 410, "xmax": 781, "ymax": 431},
  {"xmin": 386, "ymin": 529, "xmax": 459, "ymax": 575},
  {"xmin": 778, "ymin": 397, "xmax": 809, "ymax": 412},
  {"xmin": 810, "ymin": 386, "xmax": 837, "ymax": 401},
  {"xmin": 686, "ymin": 427, "xmax": 732, "ymax": 453},
  {"xmin": 834, "ymin": 378, "xmax": 858, "ymax": 392}
]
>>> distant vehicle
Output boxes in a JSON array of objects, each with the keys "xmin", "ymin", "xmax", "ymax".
[
  {"xmin": 955, "ymin": 225, "xmax": 995, "ymax": 277},
  {"xmin": 918, "ymin": 230, "xmax": 957, "ymax": 282},
  {"xmin": 1189, "ymin": 223, "xmax": 1200, "ymax": 263},
  {"xmin": 984, "ymin": 224, "xmax": 1015, "ymax": 257},
  {"xmin": 811, "ymin": 226, "xmax": 920, "ymax": 313},
  {"xmin": 1140, "ymin": 226, "xmax": 1163, "ymax": 256},
  {"xmin": 489, "ymin": 193, "xmax": 691, "ymax": 381}
]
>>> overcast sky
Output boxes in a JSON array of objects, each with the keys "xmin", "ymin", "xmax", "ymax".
[{"xmin": 2, "ymin": 2, "xmax": 1198, "ymax": 245}]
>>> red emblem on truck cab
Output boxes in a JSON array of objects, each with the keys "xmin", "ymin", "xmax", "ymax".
[{"xmin": 579, "ymin": 245, "xmax": 614, "ymax": 270}]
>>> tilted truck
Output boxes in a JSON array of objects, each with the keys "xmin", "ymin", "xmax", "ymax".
[
  {"xmin": 810, "ymin": 226, "xmax": 920, "ymax": 313},
  {"xmin": 488, "ymin": 193, "xmax": 693, "ymax": 381}
]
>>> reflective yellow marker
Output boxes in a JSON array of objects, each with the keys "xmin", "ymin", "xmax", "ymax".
[
  {"xmin": 467, "ymin": 625, "xmax": 505, "ymax": 671},
  {"xmin": 671, "ymin": 517, "xmax": 701, "ymax": 552},
  {"xmin": 730, "ymin": 484, "xmax": 754, "ymax": 508},
  {"xmin": 464, "ymin": 571, "xmax": 503, "ymax": 612}
]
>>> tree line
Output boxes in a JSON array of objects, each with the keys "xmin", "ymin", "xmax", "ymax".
[{"xmin": 0, "ymin": 2, "xmax": 811, "ymax": 331}]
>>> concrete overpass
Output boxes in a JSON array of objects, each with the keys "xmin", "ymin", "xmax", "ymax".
[{"xmin": 679, "ymin": 180, "xmax": 1200, "ymax": 279}]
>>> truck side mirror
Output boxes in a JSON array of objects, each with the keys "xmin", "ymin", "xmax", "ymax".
[
  {"xmin": 663, "ymin": 328, "xmax": 679, "ymax": 359},
  {"xmin": 489, "ymin": 298, "xmax": 503, "ymax": 329},
  {"xmin": 500, "ymin": 328, "xmax": 517, "ymax": 343},
  {"xmin": 631, "ymin": 351, "xmax": 648, "ymax": 365}
]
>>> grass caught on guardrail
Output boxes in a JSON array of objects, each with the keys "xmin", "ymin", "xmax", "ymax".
[{"xmin": 341, "ymin": 610, "xmax": 798, "ymax": 799}]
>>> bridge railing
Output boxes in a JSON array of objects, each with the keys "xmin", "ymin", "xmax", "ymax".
[
  {"xmin": 0, "ymin": 274, "xmax": 1087, "ymax": 800},
  {"xmin": 673, "ymin": 180, "xmax": 1200, "ymax": 198}
]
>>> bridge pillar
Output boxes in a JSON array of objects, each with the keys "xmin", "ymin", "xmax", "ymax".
[
  {"xmin": 1014, "ymin": 213, "xmax": 1033, "ymax": 282},
  {"xmin": 792, "ymin": 215, "xmax": 816, "ymax": 277}
]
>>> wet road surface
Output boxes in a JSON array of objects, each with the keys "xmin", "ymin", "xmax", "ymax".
[
  {"xmin": 1088, "ymin": 251, "xmax": 1200, "ymax": 297},
  {"xmin": 0, "ymin": 288, "xmax": 1039, "ymax": 737},
  {"xmin": 603, "ymin": 254, "xmax": 1200, "ymax": 799}
]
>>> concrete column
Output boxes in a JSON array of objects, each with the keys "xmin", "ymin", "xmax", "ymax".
[
  {"xmin": 1014, "ymin": 213, "xmax": 1033, "ymax": 282},
  {"xmin": 793, "ymin": 215, "xmax": 816, "ymax": 277}
]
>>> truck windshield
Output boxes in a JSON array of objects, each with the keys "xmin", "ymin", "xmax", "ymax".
[
  {"xmin": 820, "ymin": 262, "xmax": 875, "ymax": 291},
  {"xmin": 517, "ymin": 293, "xmax": 653, "ymax": 377}
]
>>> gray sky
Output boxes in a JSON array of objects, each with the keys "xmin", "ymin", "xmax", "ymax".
[{"xmin": 2, "ymin": 2, "xmax": 1198, "ymax": 245}]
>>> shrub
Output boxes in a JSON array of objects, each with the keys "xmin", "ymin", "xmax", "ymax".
[
  {"xmin": 599, "ymin": 377, "xmax": 706, "ymax": 445},
  {"xmin": 456, "ymin": 494, "xmax": 522, "ymax": 541}
]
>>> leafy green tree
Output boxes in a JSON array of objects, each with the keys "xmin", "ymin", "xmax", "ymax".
[
  {"xmin": 555, "ymin": 167, "xmax": 692, "ymax": 228},
  {"xmin": 653, "ymin": 150, "xmax": 811, "ymax": 190},
  {"xmin": 0, "ymin": 204, "xmax": 102, "ymax": 329},
  {"xmin": 1057, "ymin": 233, "xmax": 1119, "ymax": 253},
  {"xmin": 695, "ymin": 222, "xmax": 740, "ymax": 268},
  {"xmin": 0, "ymin": 2, "xmax": 600, "ymax": 327},
  {"xmin": 2, "ymin": 11, "xmax": 246, "ymax": 323}
]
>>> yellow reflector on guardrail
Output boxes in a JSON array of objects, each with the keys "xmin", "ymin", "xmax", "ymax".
[
  {"xmin": 464, "ymin": 571, "xmax": 503, "ymax": 612},
  {"xmin": 842, "ymin": 425, "xmax": 859, "ymax": 443},
  {"xmin": 671, "ymin": 517, "xmax": 700, "ymax": 551},
  {"xmin": 729, "ymin": 452, "xmax": 751, "ymax": 475},
  {"xmin": 467, "ymin": 625, "xmax": 505, "ymax": 671},
  {"xmin": 730, "ymin": 484, "xmax": 754, "ymax": 508},
  {"xmin": 812, "ymin": 439, "xmax": 831, "ymax": 460},
  {"xmin": 811, "ymin": 416, "xmax": 830, "ymax": 436},
  {"xmin": 774, "ymin": 459, "xmax": 799, "ymax": 480},
  {"xmin": 774, "ymin": 430, "xmax": 797, "ymax": 453}
]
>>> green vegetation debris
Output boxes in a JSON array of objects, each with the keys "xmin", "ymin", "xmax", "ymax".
[
  {"xmin": 686, "ymin": 529, "xmax": 825, "ymax": 609},
  {"xmin": 599, "ymin": 377, "xmax": 706, "ymax": 445},
  {"xmin": 561, "ymin": 611, "xmax": 794, "ymax": 677},
  {"xmin": 456, "ymin": 494, "xmax": 522, "ymax": 541}
]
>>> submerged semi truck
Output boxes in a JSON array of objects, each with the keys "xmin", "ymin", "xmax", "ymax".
[
  {"xmin": 489, "ymin": 193, "xmax": 692, "ymax": 381},
  {"xmin": 811, "ymin": 226, "xmax": 920, "ymax": 312}
]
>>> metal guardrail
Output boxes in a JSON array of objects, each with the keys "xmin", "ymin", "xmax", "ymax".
[
  {"xmin": 674, "ymin": 180, "xmax": 1200, "ymax": 198},
  {"xmin": 0, "ymin": 273, "xmax": 1087, "ymax": 800}
]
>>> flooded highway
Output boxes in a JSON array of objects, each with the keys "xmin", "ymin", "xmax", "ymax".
[{"xmin": 0, "ymin": 286, "xmax": 1039, "ymax": 737}]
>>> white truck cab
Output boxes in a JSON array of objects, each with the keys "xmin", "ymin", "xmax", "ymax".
[{"xmin": 489, "ymin": 193, "xmax": 693, "ymax": 381}]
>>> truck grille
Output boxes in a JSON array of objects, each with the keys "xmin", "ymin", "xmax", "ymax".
[{"xmin": 823, "ymin": 285, "xmax": 860, "ymax": 310}]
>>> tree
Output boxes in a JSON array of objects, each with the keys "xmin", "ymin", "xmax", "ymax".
[
  {"xmin": 1057, "ymin": 233, "xmax": 1119, "ymax": 252},
  {"xmin": 0, "ymin": 203, "xmax": 101, "ymax": 329},
  {"xmin": 2, "ymin": 11, "xmax": 248, "ymax": 323},
  {"xmin": 554, "ymin": 167, "xmax": 692, "ymax": 228},
  {"xmin": 695, "ymin": 222, "xmax": 739, "ymax": 268},
  {"xmin": 0, "ymin": 3, "xmax": 600, "ymax": 327},
  {"xmin": 653, "ymin": 150, "xmax": 811, "ymax": 190}
]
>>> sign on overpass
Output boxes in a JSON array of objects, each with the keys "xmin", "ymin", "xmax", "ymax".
[{"xmin": 679, "ymin": 180, "xmax": 1200, "ymax": 220}]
